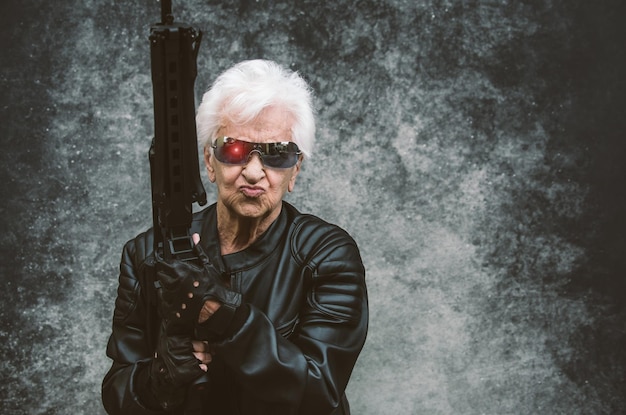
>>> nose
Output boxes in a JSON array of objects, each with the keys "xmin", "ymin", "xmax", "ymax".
[{"xmin": 242, "ymin": 152, "xmax": 265, "ymax": 183}]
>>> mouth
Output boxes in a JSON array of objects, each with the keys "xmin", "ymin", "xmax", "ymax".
[{"xmin": 240, "ymin": 186, "xmax": 265, "ymax": 198}]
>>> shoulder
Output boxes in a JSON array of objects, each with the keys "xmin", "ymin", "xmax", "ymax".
[
  {"xmin": 118, "ymin": 227, "xmax": 155, "ymax": 300},
  {"xmin": 121, "ymin": 227, "xmax": 155, "ymax": 270},
  {"xmin": 114, "ymin": 227, "xmax": 155, "ymax": 322},
  {"xmin": 284, "ymin": 202, "xmax": 362, "ymax": 268}
]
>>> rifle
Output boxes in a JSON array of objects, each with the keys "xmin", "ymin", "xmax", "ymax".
[{"xmin": 148, "ymin": 1, "xmax": 210, "ymax": 411}]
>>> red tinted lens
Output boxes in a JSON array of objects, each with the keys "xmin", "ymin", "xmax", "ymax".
[{"xmin": 214, "ymin": 137, "xmax": 253, "ymax": 164}]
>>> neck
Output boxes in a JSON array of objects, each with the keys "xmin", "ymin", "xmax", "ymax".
[{"xmin": 216, "ymin": 203, "xmax": 281, "ymax": 255}]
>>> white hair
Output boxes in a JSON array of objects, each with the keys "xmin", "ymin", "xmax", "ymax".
[{"xmin": 196, "ymin": 59, "xmax": 316, "ymax": 157}]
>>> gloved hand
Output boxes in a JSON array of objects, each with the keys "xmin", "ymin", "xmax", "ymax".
[
  {"xmin": 148, "ymin": 328, "xmax": 206, "ymax": 410},
  {"xmin": 155, "ymin": 242, "xmax": 242, "ymax": 337}
]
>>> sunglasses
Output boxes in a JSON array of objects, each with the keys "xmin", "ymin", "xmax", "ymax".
[{"xmin": 211, "ymin": 136, "xmax": 302, "ymax": 169}]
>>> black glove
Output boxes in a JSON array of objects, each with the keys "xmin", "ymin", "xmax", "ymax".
[
  {"xmin": 147, "ymin": 327, "xmax": 206, "ymax": 410},
  {"xmin": 156, "ymin": 243, "xmax": 242, "ymax": 338}
]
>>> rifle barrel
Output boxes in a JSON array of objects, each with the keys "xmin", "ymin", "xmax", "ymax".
[{"xmin": 161, "ymin": 0, "xmax": 173, "ymax": 24}]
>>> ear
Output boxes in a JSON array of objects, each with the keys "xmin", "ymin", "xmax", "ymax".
[
  {"xmin": 204, "ymin": 146, "xmax": 216, "ymax": 183},
  {"xmin": 287, "ymin": 155, "xmax": 303, "ymax": 193}
]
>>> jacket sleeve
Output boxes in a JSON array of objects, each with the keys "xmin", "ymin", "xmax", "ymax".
[
  {"xmin": 213, "ymin": 219, "xmax": 369, "ymax": 415},
  {"xmin": 102, "ymin": 232, "xmax": 163, "ymax": 415}
]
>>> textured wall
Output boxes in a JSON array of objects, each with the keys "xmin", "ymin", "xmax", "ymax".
[{"xmin": 1, "ymin": 0, "xmax": 625, "ymax": 414}]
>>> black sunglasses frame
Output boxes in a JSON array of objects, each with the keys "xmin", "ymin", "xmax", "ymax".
[{"xmin": 211, "ymin": 136, "xmax": 302, "ymax": 169}]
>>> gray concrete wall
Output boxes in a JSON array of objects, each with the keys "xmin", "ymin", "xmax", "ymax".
[{"xmin": 1, "ymin": 1, "xmax": 625, "ymax": 413}]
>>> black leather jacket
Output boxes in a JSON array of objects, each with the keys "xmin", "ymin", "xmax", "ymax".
[{"xmin": 102, "ymin": 202, "xmax": 368, "ymax": 414}]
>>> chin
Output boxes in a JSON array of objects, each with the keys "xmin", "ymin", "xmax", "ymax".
[
  {"xmin": 223, "ymin": 194, "xmax": 281, "ymax": 220},
  {"xmin": 232, "ymin": 202, "xmax": 271, "ymax": 219}
]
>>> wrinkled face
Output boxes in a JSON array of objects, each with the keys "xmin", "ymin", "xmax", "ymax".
[{"xmin": 204, "ymin": 106, "xmax": 302, "ymax": 221}]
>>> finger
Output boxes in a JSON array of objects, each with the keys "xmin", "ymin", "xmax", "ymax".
[
  {"xmin": 193, "ymin": 351, "xmax": 212, "ymax": 364},
  {"xmin": 192, "ymin": 234, "xmax": 210, "ymax": 264},
  {"xmin": 192, "ymin": 340, "xmax": 207, "ymax": 352},
  {"xmin": 199, "ymin": 363, "xmax": 208, "ymax": 372},
  {"xmin": 198, "ymin": 301, "xmax": 217, "ymax": 324}
]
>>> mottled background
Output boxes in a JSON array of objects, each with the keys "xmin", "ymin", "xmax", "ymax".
[{"xmin": 1, "ymin": 0, "xmax": 625, "ymax": 414}]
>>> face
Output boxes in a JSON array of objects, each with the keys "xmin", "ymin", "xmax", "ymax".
[{"xmin": 204, "ymin": 106, "xmax": 302, "ymax": 222}]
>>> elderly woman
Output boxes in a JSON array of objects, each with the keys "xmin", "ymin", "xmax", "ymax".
[{"xmin": 102, "ymin": 60, "xmax": 368, "ymax": 415}]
